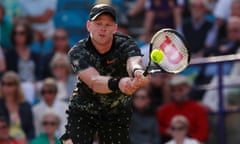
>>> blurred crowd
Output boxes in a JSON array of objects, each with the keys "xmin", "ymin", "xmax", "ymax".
[{"xmin": 1, "ymin": 0, "xmax": 240, "ymax": 144}]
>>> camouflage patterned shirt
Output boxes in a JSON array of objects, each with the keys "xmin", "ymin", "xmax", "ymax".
[{"xmin": 68, "ymin": 33, "xmax": 141, "ymax": 115}]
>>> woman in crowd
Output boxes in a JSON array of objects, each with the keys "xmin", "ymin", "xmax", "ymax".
[
  {"xmin": 30, "ymin": 109, "xmax": 61, "ymax": 144},
  {"xmin": 5, "ymin": 21, "xmax": 41, "ymax": 81},
  {"xmin": 43, "ymin": 29, "xmax": 70, "ymax": 78},
  {"xmin": 50, "ymin": 53, "xmax": 76, "ymax": 102},
  {"xmin": 130, "ymin": 86, "xmax": 161, "ymax": 144},
  {"xmin": 0, "ymin": 71, "xmax": 35, "ymax": 142},
  {"xmin": 166, "ymin": 115, "xmax": 200, "ymax": 144}
]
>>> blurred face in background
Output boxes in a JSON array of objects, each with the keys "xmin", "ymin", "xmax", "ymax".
[
  {"xmin": 133, "ymin": 88, "xmax": 151, "ymax": 111},
  {"xmin": 42, "ymin": 115, "xmax": 59, "ymax": 136},
  {"xmin": 171, "ymin": 83, "xmax": 190, "ymax": 102},
  {"xmin": 41, "ymin": 87, "xmax": 57, "ymax": 105},
  {"xmin": 231, "ymin": 1, "xmax": 240, "ymax": 17},
  {"xmin": 169, "ymin": 121, "xmax": 188, "ymax": 140},
  {"xmin": 227, "ymin": 18, "xmax": 240, "ymax": 42},
  {"xmin": 13, "ymin": 24, "xmax": 27, "ymax": 45},
  {"xmin": 1, "ymin": 77, "xmax": 17, "ymax": 97},
  {"xmin": 53, "ymin": 29, "xmax": 69, "ymax": 53},
  {"xmin": 190, "ymin": 0, "xmax": 207, "ymax": 20}
]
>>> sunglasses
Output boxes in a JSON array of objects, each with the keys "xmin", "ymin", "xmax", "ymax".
[
  {"xmin": 54, "ymin": 36, "xmax": 67, "ymax": 41},
  {"xmin": 1, "ymin": 81, "xmax": 16, "ymax": 87},
  {"xmin": 134, "ymin": 95, "xmax": 148, "ymax": 100},
  {"xmin": 0, "ymin": 125, "xmax": 8, "ymax": 130},
  {"xmin": 42, "ymin": 121, "xmax": 57, "ymax": 126},
  {"xmin": 53, "ymin": 64, "xmax": 66, "ymax": 69},
  {"xmin": 170, "ymin": 126, "xmax": 186, "ymax": 131},
  {"xmin": 14, "ymin": 31, "xmax": 26, "ymax": 35},
  {"xmin": 41, "ymin": 89, "xmax": 56, "ymax": 95}
]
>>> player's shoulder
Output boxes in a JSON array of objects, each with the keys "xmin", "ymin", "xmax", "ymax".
[
  {"xmin": 114, "ymin": 32, "xmax": 134, "ymax": 42},
  {"xmin": 68, "ymin": 38, "xmax": 88, "ymax": 55}
]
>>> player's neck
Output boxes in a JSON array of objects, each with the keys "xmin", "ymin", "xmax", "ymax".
[{"xmin": 92, "ymin": 39, "xmax": 113, "ymax": 54}]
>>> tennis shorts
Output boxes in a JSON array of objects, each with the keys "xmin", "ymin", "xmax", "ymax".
[{"xmin": 64, "ymin": 108, "xmax": 132, "ymax": 144}]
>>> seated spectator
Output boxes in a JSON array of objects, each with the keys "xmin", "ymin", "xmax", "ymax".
[
  {"xmin": 199, "ymin": 16, "xmax": 240, "ymax": 82},
  {"xmin": 0, "ymin": 3, "xmax": 12, "ymax": 49},
  {"xmin": 33, "ymin": 78, "xmax": 67, "ymax": 137},
  {"xmin": 50, "ymin": 53, "xmax": 77, "ymax": 102},
  {"xmin": 0, "ymin": 47, "xmax": 6, "ymax": 77},
  {"xmin": 140, "ymin": 0, "xmax": 183, "ymax": 42},
  {"xmin": 5, "ymin": 21, "xmax": 41, "ymax": 81},
  {"xmin": 177, "ymin": 0, "xmax": 217, "ymax": 58},
  {"xmin": 43, "ymin": 29, "xmax": 70, "ymax": 78},
  {"xmin": 0, "ymin": 115, "xmax": 23, "ymax": 144},
  {"xmin": 30, "ymin": 109, "xmax": 61, "ymax": 144},
  {"xmin": 130, "ymin": 86, "xmax": 161, "ymax": 144},
  {"xmin": 157, "ymin": 75, "xmax": 209, "ymax": 143},
  {"xmin": 18, "ymin": 0, "xmax": 57, "ymax": 42},
  {"xmin": 0, "ymin": 71, "xmax": 35, "ymax": 141},
  {"xmin": 166, "ymin": 115, "xmax": 200, "ymax": 144}
]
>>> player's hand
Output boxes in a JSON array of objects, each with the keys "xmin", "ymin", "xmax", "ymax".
[
  {"xmin": 132, "ymin": 69, "xmax": 150, "ymax": 89},
  {"xmin": 119, "ymin": 77, "xmax": 137, "ymax": 95}
]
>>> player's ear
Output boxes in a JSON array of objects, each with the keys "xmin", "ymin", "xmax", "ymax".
[{"xmin": 86, "ymin": 21, "xmax": 91, "ymax": 32}]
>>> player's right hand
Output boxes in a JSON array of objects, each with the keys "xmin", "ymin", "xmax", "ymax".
[{"xmin": 119, "ymin": 77, "xmax": 137, "ymax": 95}]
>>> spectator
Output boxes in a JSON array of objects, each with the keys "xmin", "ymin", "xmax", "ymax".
[
  {"xmin": 18, "ymin": 0, "xmax": 57, "ymax": 42},
  {"xmin": 177, "ymin": 0, "xmax": 217, "ymax": 58},
  {"xmin": 50, "ymin": 53, "xmax": 77, "ymax": 102},
  {"xmin": 199, "ymin": 16, "xmax": 240, "ymax": 84},
  {"xmin": 5, "ymin": 21, "xmax": 41, "ymax": 81},
  {"xmin": 156, "ymin": 75, "xmax": 209, "ymax": 143},
  {"xmin": 165, "ymin": 115, "xmax": 200, "ymax": 144},
  {"xmin": 149, "ymin": 73, "xmax": 171, "ymax": 110},
  {"xmin": 0, "ymin": 71, "xmax": 35, "ymax": 141},
  {"xmin": 42, "ymin": 29, "xmax": 70, "ymax": 78},
  {"xmin": 140, "ymin": 0, "xmax": 183, "ymax": 42},
  {"xmin": 0, "ymin": 0, "xmax": 21, "ymax": 22},
  {"xmin": 30, "ymin": 109, "xmax": 61, "ymax": 144},
  {"xmin": 0, "ymin": 3, "xmax": 12, "ymax": 49},
  {"xmin": 130, "ymin": 86, "xmax": 161, "ymax": 144},
  {"xmin": 0, "ymin": 115, "xmax": 23, "ymax": 144},
  {"xmin": 0, "ymin": 47, "xmax": 6, "ymax": 77},
  {"xmin": 33, "ymin": 78, "xmax": 67, "ymax": 137}
]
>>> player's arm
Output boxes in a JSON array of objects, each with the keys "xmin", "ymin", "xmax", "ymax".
[
  {"xmin": 78, "ymin": 67, "xmax": 135, "ymax": 95},
  {"xmin": 126, "ymin": 56, "xmax": 150, "ymax": 89}
]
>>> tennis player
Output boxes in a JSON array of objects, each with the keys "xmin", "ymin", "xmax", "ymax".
[{"xmin": 61, "ymin": 4, "xmax": 149, "ymax": 144}]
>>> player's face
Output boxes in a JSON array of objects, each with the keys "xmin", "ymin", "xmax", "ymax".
[{"xmin": 87, "ymin": 14, "xmax": 117, "ymax": 46}]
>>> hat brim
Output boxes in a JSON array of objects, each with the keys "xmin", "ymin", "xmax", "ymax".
[{"xmin": 90, "ymin": 10, "xmax": 116, "ymax": 21}]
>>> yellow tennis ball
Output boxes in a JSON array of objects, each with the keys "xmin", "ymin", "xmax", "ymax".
[{"xmin": 151, "ymin": 49, "xmax": 164, "ymax": 63}]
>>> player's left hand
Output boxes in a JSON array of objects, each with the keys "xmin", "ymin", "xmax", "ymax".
[{"xmin": 132, "ymin": 70, "xmax": 150, "ymax": 89}]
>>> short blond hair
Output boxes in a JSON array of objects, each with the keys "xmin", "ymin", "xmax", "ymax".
[
  {"xmin": 171, "ymin": 115, "xmax": 189, "ymax": 129},
  {"xmin": 50, "ymin": 53, "xmax": 72, "ymax": 73}
]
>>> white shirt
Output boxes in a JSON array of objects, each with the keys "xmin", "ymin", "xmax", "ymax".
[
  {"xmin": 166, "ymin": 138, "xmax": 200, "ymax": 144},
  {"xmin": 19, "ymin": 0, "xmax": 57, "ymax": 38},
  {"xmin": 213, "ymin": 0, "xmax": 232, "ymax": 20},
  {"xmin": 33, "ymin": 100, "xmax": 68, "ymax": 137}
]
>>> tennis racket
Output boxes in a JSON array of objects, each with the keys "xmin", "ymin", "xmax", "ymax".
[{"xmin": 143, "ymin": 28, "xmax": 190, "ymax": 76}]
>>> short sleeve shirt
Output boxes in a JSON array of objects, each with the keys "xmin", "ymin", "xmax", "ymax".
[{"xmin": 68, "ymin": 33, "xmax": 141, "ymax": 115}]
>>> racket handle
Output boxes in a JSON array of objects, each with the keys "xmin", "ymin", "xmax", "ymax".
[{"xmin": 143, "ymin": 70, "xmax": 148, "ymax": 76}]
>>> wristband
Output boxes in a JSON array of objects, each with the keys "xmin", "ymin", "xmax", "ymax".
[
  {"xmin": 132, "ymin": 68, "xmax": 143, "ymax": 77},
  {"xmin": 108, "ymin": 77, "xmax": 121, "ymax": 91}
]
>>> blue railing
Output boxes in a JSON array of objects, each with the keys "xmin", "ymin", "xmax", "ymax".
[{"xmin": 190, "ymin": 54, "xmax": 240, "ymax": 144}]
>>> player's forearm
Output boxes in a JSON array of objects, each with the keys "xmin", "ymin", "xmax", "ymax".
[
  {"xmin": 127, "ymin": 56, "xmax": 143, "ymax": 77},
  {"xmin": 90, "ymin": 76, "xmax": 113, "ymax": 94}
]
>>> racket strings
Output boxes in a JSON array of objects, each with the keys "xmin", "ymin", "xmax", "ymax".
[{"xmin": 151, "ymin": 32, "xmax": 189, "ymax": 73}]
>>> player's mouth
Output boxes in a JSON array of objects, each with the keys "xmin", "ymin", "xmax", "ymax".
[{"xmin": 99, "ymin": 34, "xmax": 106, "ymax": 38}]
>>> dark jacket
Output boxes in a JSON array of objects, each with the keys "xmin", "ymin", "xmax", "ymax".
[
  {"xmin": 5, "ymin": 48, "xmax": 42, "ymax": 80},
  {"xmin": 0, "ymin": 99, "xmax": 35, "ymax": 140}
]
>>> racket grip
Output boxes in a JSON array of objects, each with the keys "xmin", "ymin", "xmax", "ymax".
[{"xmin": 143, "ymin": 70, "xmax": 148, "ymax": 76}]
